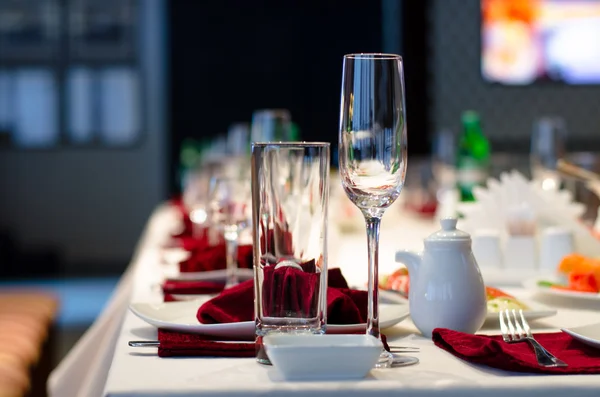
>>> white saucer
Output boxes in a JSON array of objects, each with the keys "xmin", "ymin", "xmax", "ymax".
[
  {"xmin": 130, "ymin": 298, "xmax": 410, "ymax": 338},
  {"xmin": 561, "ymin": 322, "xmax": 600, "ymax": 349},
  {"xmin": 264, "ymin": 334, "xmax": 382, "ymax": 380}
]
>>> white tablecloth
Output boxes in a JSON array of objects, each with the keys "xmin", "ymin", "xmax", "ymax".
[{"xmin": 49, "ymin": 204, "xmax": 600, "ymax": 397}]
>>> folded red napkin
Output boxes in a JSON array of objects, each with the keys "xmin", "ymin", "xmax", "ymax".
[
  {"xmin": 170, "ymin": 196, "xmax": 194, "ymax": 239},
  {"xmin": 433, "ymin": 327, "xmax": 600, "ymax": 374},
  {"xmin": 196, "ymin": 268, "xmax": 367, "ymax": 325},
  {"xmin": 157, "ymin": 329, "xmax": 254, "ymax": 357},
  {"xmin": 179, "ymin": 243, "xmax": 253, "ymax": 273},
  {"xmin": 157, "ymin": 329, "xmax": 390, "ymax": 358},
  {"xmin": 162, "ymin": 280, "xmax": 225, "ymax": 302}
]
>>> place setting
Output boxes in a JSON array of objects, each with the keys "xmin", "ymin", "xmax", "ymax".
[
  {"xmin": 126, "ymin": 54, "xmax": 422, "ymax": 380},
  {"xmin": 125, "ymin": 53, "xmax": 600, "ymax": 383}
]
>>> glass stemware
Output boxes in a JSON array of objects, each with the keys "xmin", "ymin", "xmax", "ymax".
[
  {"xmin": 530, "ymin": 116, "xmax": 566, "ymax": 191},
  {"xmin": 338, "ymin": 53, "xmax": 407, "ymax": 368},
  {"xmin": 208, "ymin": 175, "xmax": 252, "ymax": 288},
  {"xmin": 250, "ymin": 109, "xmax": 292, "ymax": 143}
]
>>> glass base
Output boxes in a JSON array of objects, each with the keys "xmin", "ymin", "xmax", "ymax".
[
  {"xmin": 374, "ymin": 350, "xmax": 394, "ymax": 368},
  {"xmin": 255, "ymin": 337, "xmax": 272, "ymax": 365}
]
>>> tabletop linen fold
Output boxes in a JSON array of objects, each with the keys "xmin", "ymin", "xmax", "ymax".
[{"xmin": 433, "ymin": 327, "xmax": 600, "ymax": 374}]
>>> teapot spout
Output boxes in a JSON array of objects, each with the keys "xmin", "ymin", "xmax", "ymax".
[{"xmin": 395, "ymin": 250, "xmax": 422, "ymax": 278}]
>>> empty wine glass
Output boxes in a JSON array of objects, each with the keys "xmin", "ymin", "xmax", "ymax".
[
  {"xmin": 338, "ymin": 53, "xmax": 407, "ymax": 368},
  {"xmin": 183, "ymin": 158, "xmax": 226, "ymax": 235},
  {"xmin": 208, "ymin": 175, "xmax": 252, "ymax": 288},
  {"xmin": 530, "ymin": 116, "xmax": 566, "ymax": 191},
  {"xmin": 250, "ymin": 109, "xmax": 292, "ymax": 142}
]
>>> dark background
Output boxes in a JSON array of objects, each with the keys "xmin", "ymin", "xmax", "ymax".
[{"xmin": 168, "ymin": 0, "xmax": 430, "ymax": 194}]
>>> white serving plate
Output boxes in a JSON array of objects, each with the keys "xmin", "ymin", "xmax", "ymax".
[
  {"xmin": 264, "ymin": 334, "xmax": 382, "ymax": 381},
  {"xmin": 130, "ymin": 299, "xmax": 410, "ymax": 339},
  {"xmin": 378, "ymin": 289, "xmax": 557, "ymax": 323},
  {"xmin": 523, "ymin": 276, "xmax": 600, "ymax": 301},
  {"xmin": 484, "ymin": 300, "xmax": 557, "ymax": 323},
  {"xmin": 561, "ymin": 322, "xmax": 600, "ymax": 349}
]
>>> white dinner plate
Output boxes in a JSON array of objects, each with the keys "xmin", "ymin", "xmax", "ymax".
[
  {"xmin": 561, "ymin": 322, "xmax": 600, "ymax": 349},
  {"xmin": 484, "ymin": 300, "xmax": 557, "ymax": 323},
  {"xmin": 130, "ymin": 299, "xmax": 410, "ymax": 339},
  {"xmin": 523, "ymin": 276, "xmax": 600, "ymax": 301},
  {"xmin": 379, "ymin": 289, "xmax": 557, "ymax": 323},
  {"xmin": 169, "ymin": 268, "xmax": 254, "ymax": 282}
]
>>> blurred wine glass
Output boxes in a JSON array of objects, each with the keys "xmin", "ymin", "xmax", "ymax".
[
  {"xmin": 432, "ymin": 129, "xmax": 459, "ymax": 218},
  {"xmin": 530, "ymin": 117, "xmax": 566, "ymax": 191},
  {"xmin": 208, "ymin": 175, "xmax": 252, "ymax": 288},
  {"xmin": 183, "ymin": 159, "xmax": 225, "ymax": 231},
  {"xmin": 227, "ymin": 122, "xmax": 250, "ymax": 156},
  {"xmin": 250, "ymin": 109, "xmax": 292, "ymax": 142},
  {"xmin": 432, "ymin": 129, "xmax": 457, "ymax": 190}
]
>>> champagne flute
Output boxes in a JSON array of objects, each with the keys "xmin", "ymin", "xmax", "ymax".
[{"xmin": 338, "ymin": 53, "xmax": 407, "ymax": 368}]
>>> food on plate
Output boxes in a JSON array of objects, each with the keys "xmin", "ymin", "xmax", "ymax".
[
  {"xmin": 380, "ymin": 267, "xmax": 409, "ymax": 297},
  {"xmin": 485, "ymin": 286, "xmax": 529, "ymax": 312},
  {"xmin": 538, "ymin": 253, "xmax": 600, "ymax": 294},
  {"xmin": 381, "ymin": 268, "xmax": 529, "ymax": 311}
]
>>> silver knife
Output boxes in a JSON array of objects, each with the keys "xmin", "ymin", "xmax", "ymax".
[{"xmin": 128, "ymin": 340, "xmax": 254, "ymax": 347}]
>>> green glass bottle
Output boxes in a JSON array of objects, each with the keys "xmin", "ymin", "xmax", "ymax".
[{"xmin": 456, "ymin": 111, "xmax": 490, "ymax": 202}]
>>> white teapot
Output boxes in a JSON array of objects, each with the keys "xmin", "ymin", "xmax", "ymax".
[{"xmin": 395, "ymin": 218, "xmax": 487, "ymax": 338}]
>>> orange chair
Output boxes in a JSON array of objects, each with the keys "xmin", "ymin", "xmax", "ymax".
[{"xmin": 0, "ymin": 292, "xmax": 58, "ymax": 397}]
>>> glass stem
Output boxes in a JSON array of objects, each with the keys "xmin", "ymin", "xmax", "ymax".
[
  {"xmin": 224, "ymin": 231, "xmax": 239, "ymax": 288},
  {"xmin": 365, "ymin": 216, "xmax": 381, "ymax": 339}
]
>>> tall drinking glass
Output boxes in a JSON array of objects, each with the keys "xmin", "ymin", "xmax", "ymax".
[
  {"xmin": 338, "ymin": 54, "xmax": 407, "ymax": 368},
  {"xmin": 251, "ymin": 142, "xmax": 330, "ymax": 364}
]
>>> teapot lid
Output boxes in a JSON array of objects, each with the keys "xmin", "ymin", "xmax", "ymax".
[{"xmin": 425, "ymin": 218, "xmax": 471, "ymax": 243}]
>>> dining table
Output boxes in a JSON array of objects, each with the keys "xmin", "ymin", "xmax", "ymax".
[{"xmin": 47, "ymin": 198, "xmax": 600, "ymax": 397}]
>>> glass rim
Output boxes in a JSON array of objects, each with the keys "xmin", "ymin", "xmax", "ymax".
[
  {"xmin": 344, "ymin": 53, "xmax": 402, "ymax": 60},
  {"xmin": 252, "ymin": 141, "xmax": 330, "ymax": 148}
]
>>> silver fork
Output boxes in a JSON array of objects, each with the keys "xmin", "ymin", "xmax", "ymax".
[{"xmin": 499, "ymin": 309, "xmax": 567, "ymax": 368}]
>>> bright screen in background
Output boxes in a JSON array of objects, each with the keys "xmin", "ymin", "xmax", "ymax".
[{"xmin": 482, "ymin": 0, "xmax": 600, "ymax": 85}]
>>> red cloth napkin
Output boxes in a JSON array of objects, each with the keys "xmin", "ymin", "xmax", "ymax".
[
  {"xmin": 162, "ymin": 280, "xmax": 225, "ymax": 302},
  {"xmin": 157, "ymin": 329, "xmax": 254, "ymax": 358},
  {"xmin": 196, "ymin": 268, "xmax": 367, "ymax": 325},
  {"xmin": 170, "ymin": 196, "xmax": 194, "ymax": 239},
  {"xmin": 433, "ymin": 327, "xmax": 600, "ymax": 374},
  {"xmin": 157, "ymin": 329, "xmax": 390, "ymax": 358},
  {"xmin": 179, "ymin": 243, "xmax": 253, "ymax": 273}
]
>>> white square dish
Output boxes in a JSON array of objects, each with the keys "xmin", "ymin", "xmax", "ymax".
[{"xmin": 263, "ymin": 334, "xmax": 382, "ymax": 381}]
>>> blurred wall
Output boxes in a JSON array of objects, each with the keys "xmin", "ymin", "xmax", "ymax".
[
  {"xmin": 428, "ymin": 0, "xmax": 600, "ymax": 150},
  {"xmin": 0, "ymin": 1, "xmax": 167, "ymax": 273}
]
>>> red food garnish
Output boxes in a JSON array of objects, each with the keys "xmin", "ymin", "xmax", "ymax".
[{"xmin": 485, "ymin": 286, "xmax": 515, "ymax": 300}]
